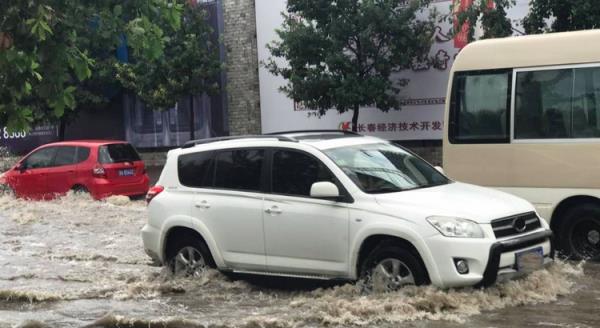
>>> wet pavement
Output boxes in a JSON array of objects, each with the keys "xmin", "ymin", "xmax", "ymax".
[{"xmin": 0, "ymin": 193, "xmax": 598, "ymax": 328}]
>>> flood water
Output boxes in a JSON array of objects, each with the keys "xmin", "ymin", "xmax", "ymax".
[{"xmin": 0, "ymin": 193, "xmax": 598, "ymax": 328}]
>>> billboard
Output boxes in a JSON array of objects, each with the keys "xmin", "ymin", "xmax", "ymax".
[
  {"xmin": 0, "ymin": 125, "xmax": 59, "ymax": 154},
  {"xmin": 255, "ymin": 0, "xmax": 529, "ymax": 140}
]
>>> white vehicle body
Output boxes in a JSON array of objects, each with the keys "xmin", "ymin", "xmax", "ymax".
[{"xmin": 142, "ymin": 132, "xmax": 553, "ymax": 288}]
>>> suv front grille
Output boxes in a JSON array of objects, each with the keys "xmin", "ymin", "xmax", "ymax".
[{"xmin": 491, "ymin": 212, "xmax": 541, "ymax": 238}]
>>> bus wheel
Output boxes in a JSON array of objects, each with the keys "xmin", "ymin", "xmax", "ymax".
[{"xmin": 560, "ymin": 204, "xmax": 600, "ymax": 260}]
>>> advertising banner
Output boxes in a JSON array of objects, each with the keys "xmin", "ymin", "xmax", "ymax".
[
  {"xmin": 256, "ymin": 0, "xmax": 529, "ymax": 140},
  {"xmin": 0, "ymin": 125, "xmax": 59, "ymax": 154}
]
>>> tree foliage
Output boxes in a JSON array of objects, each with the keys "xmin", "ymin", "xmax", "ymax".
[
  {"xmin": 452, "ymin": 0, "xmax": 515, "ymax": 44},
  {"xmin": 116, "ymin": 2, "xmax": 222, "ymax": 111},
  {"xmin": 0, "ymin": 0, "xmax": 220, "ymax": 133},
  {"xmin": 523, "ymin": 0, "xmax": 600, "ymax": 34},
  {"xmin": 455, "ymin": 0, "xmax": 600, "ymax": 44},
  {"xmin": 266, "ymin": 0, "xmax": 435, "ymax": 131}
]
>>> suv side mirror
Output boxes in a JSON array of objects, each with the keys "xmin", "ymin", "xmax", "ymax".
[
  {"xmin": 310, "ymin": 181, "xmax": 340, "ymax": 199},
  {"xmin": 434, "ymin": 166, "xmax": 444, "ymax": 174}
]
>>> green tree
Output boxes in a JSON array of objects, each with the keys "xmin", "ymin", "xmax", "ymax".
[
  {"xmin": 523, "ymin": 0, "xmax": 600, "ymax": 34},
  {"xmin": 1, "ymin": 0, "xmax": 220, "ymax": 138},
  {"xmin": 266, "ymin": 0, "xmax": 435, "ymax": 132},
  {"xmin": 451, "ymin": 0, "xmax": 515, "ymax": 43},
  {"xmin": 116, "ymin": 1, "xmax": 222, "ymax": 140}
]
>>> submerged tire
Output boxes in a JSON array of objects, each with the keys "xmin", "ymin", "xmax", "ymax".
[
  {"xmin": 166, "ymin": 235, "xmax": 215, "ymax": 277},
  {"xmin": 71, "ymin": 185, "xmax": 89, "ymax": 194},
  {"xmin": 0, "ymin": 183, "xmax": 14, "ymax": 196},
  {"xmin": 559, "ymin": 204, "xmax": 600, "ymax": 260},
  {"xmin": 360, "ymin": 241, "xmax": 429, "ymax": 292}
]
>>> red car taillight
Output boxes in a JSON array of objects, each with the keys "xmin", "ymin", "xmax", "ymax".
[
  {"xmin": 146, "ymin": 185, "xmax": 164, "ymax": 204},
  {"xmin": 92, "ymin": 165, "xmax": 106, "ymax": 178}
]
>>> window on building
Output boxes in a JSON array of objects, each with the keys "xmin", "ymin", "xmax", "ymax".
[{"xmin": 450, "ymin": 70, "xmax": 511, "ymax": 143}]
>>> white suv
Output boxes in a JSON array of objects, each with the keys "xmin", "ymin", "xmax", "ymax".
[{"xmin": 142, "ymin": 131, "xmax": 553, "ymax": 289}]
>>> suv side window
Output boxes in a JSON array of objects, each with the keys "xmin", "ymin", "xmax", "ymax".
[
  {"xmin": 214, "ymin": 149, "xmax": 264, "ymax": 192},
  {"xmin": 178, "ymin": 151, "xmax": 214, "ymax": 188},
  {"xmin": 272, "ymin": 149, "xmax": 336, "ymax": 197},
  {"xmin": 54, "ymin": 146, "xmax": 78, "ymax": 166},
  {"xmin": 24, "ymin": 147, "xmax": 57, "ymax": 169}
]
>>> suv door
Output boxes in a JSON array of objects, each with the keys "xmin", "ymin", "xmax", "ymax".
[
  {"xmin": 15, "ymin": 146, "xmax": 57, "ymax": 198},
  {"xmin": 263, "ymin": 149, "xmax": 350, "ymax": 277},
  {"xmin": 189, "ymin": 148, "xmax": 266, "ymax": 271}
]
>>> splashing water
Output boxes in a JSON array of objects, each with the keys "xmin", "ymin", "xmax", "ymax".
[{"xmin": 0, "ymin": 193, "xmax": 593, "ymax": 328}]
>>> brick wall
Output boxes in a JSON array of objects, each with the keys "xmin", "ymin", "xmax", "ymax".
[{"xmin": 221, "ymin": 0, "xmax": 262, "ymax": 135}]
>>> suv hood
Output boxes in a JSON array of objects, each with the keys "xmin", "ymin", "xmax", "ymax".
[{"xmin": 374, "ymin": 182, "xmax": 534, "ymax": 224}]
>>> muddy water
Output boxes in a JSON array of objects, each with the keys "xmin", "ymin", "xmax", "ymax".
[{"xmin": 0, "ymin": 193, "xmax": 598, "ymax": 328}]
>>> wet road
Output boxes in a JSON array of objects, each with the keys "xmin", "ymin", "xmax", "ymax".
[{"xmin": 0, "ymin": 193, "xmax": 598, "ymax": 328}]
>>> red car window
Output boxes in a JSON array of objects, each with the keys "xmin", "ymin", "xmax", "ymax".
[
  {"xmin": 23, "ymin": 147, "xmax": 57, "ymax": 169},
  {"xmin": 98, "ymin": 144, "xmax": 141, "ymax": 163},
  {"xmin": 54, "ymin": 146, "xmax": 77, "ymax": 166}
]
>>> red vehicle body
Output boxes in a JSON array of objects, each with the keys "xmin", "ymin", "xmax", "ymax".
[{"xmin": 0, "ymin": 140, "xmax": 149, "ymax": 200}]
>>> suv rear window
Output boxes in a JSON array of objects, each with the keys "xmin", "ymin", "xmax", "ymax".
[{"xmin": 98, "ymin": 143, "xmax": 141, "ymax": 164}]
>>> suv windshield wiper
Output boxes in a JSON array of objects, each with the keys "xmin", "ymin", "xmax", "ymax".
[{"xmin": 366, "ymin": 186, "xmax": 404, "ymax": 194}]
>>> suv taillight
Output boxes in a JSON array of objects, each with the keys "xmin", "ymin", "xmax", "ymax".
[
  {"xmin": 146, "ymin": 185, "xmax": 164, "ymax": 204},
  {"xmin": 93, "ymin": 165, "xmax": 106, "ymax": 178}
]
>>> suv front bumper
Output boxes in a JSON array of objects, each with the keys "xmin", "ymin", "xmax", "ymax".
[
  {"xmin": 425, "ymin": 229, "xmax": 554, "ymax": 288},
  {"xmin": 477, "ymin": 230, "xmax": 554, "ymax": 287}
]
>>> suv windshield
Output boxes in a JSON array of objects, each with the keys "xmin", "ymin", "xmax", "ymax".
[
  {"xmin": 324, "ymin": 143, "xmax": 450, "ymax": 194},
  {"xmin": 98, "ymin": 143, "xmax": 141, "ymax": 164}
]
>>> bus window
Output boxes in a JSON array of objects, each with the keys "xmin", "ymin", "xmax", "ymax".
[
  {"xmin": 573, "ymin": 67, "xmax": 600, "ymax": 138},
  {"xmin": 515, "ymin": 68, "xmax": 573, "ymax": 139},
  {"xmin": 515, "ymin": 66, "xmax": 600, "ymax": 140},
  {"xmin": 450, "ymin": 70, "xmax": 511, "ymax": 144}
]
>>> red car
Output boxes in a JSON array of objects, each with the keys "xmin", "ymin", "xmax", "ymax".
[{"xmin": 0, "ymin": 140, "xmax": 150, "ymax": 200}]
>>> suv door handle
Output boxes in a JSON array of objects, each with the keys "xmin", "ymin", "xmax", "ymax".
[
  {"xmin": 194, "ymin": 200, "xmax": 210, "ymax": 209},
  {"xmin": 265, "ymin": 206, "xmax": 282, "ymax": 215}
]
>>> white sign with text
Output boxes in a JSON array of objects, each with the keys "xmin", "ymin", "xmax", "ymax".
[{"xmin": 255, "ymin": 0, "xmax": 529, "ymax": 140}]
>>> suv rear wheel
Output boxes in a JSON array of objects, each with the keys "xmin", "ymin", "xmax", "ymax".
[
  {"xmin": 360, "ymin": 241, "xmax": 428, "ymax": 292},
  {"xmin": 167, "ymin": 236, "xmax": 215, "ymax": 277}
]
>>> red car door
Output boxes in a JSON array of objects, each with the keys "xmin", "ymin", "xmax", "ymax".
[
  {"xmin": 44, "ymin": 146, "xmax": 78, "ymax": 196},
  {"xmin": 13, "ymin": 146, "xmax": 57, "ymax": 199}
]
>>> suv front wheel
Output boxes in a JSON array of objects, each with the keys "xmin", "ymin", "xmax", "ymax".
[{"xmin": 360, "ymin": 241, "xmax": 429, "ymax": 292}]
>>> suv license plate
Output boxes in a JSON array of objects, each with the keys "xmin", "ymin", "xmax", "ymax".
[
  {"xmin": 516, "ymin": 247, "xmax": 544, "ymax": 273},
  {"xmin": 119, "ymin": 169, "xmax": 135, "ymax": 177}
]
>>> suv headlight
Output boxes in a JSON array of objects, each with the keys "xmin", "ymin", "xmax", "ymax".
[{"xmin": 427, "ymin": 216, "xmax": 484, "ymax": 238}]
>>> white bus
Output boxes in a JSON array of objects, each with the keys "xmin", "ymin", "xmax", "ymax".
[{"xmin": 443, "ymin": 30, "xmax": 600, "ymax": 260}]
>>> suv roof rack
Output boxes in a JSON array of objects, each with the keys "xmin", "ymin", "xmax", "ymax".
[
  {"xmin": 266, "ymin": 129, "xmax": 361, "ymax": 136},
  {"xmin": 182, "ymin": 135, "xmax": 297, "ymax": 149}
]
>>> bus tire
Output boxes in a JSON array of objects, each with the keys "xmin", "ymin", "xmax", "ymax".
[{"xmin": 558, "ymin": 203, "xmax": 600, "ymax": 260}]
